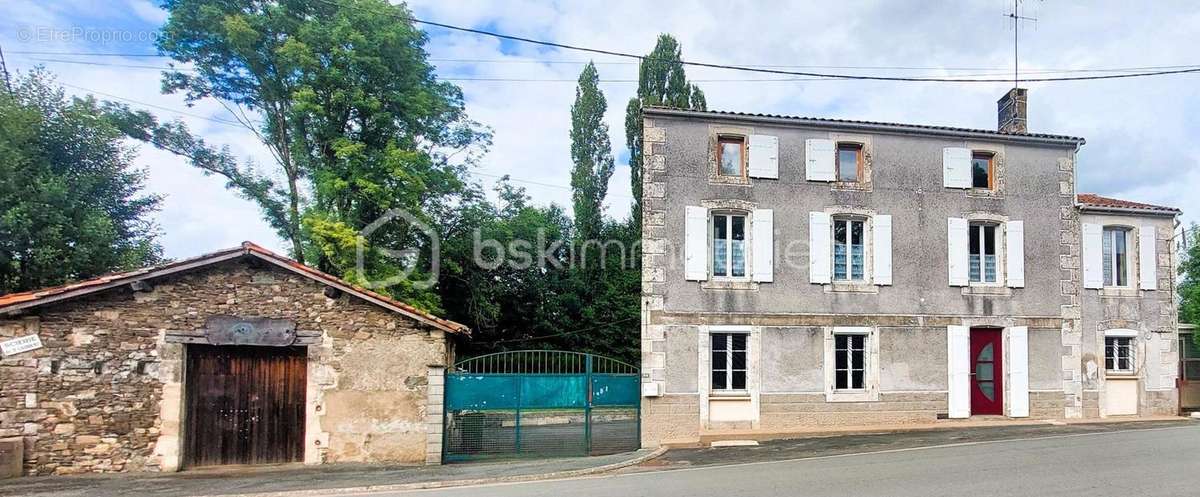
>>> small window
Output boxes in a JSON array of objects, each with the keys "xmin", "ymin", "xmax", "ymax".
[
  {"xmin": 711, "ymin": 333, "xmax": 747, "ymax": 391},
  {"xmin": 1102, "ymin": 227, "xmax": 1130, "ymax": 287},
  {"xmin": 971, "ymin": 152, "xmax": 994, "ymax": 189},
  {"xmin": 1182, "ymin": 335, "xmax": 1200, "ymax": 380},
  {"xmin": 834, "ymin": 333, "xmax": 866, "ymax": 390},
  {"xmin": 968, "ymin": 223, "xmax": 998, "ymax": 283},
  {"xmin": 718, "ymin": 136, "xmax": 745, "ymax": 177},
  {"xmin": 832, "ymin": 217, "xmax": 865, "ymax": 281},
  {"xmin": 712, "ymin": 213, "xmax": 746, "ymax": 278},
  {"xmin": 1105, "ymin": 336, "xmax": 1134, "ymax": 373},
  {"xmin": 836, "ymin": 143, "xmax": 862, "ymax": 182}
]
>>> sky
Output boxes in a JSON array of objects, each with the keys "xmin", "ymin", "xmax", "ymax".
[{"xmin": 2, "ymin": 0, "xmax": 1199, "ymax": 258}]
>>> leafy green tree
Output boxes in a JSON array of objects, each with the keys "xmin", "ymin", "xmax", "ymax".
[
  {"xmin": 148, "ymin": 0, "xmax": 488, "ymax": 309},
  {"xmin": 569, "ymin": 62, "xmax": 614, "ymax": 245},
  {"xmin": 0, "ymin": 70, "xmax": 161, "ymax": 294},
  {"xmin": 1178, "ymin": 224, "xmax": 1200, "ymax": 343},
  {"xmin": 625, "ymin": 34, "xmax": 706, "ymax": 225}
]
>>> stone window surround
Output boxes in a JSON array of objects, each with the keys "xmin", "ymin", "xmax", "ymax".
[
  {"xmin": 1097, "ymin": 223, "xmax": 1142, "ymax": 296},
  {"xmin": 821, "ymin": 206, "xmax": 879, "ymax": 293},
  {"xmin": 697, "ymin": 325, "xmax": 761, "ymax": 427},
  {"xmin": 823, "ymin": 326, "xmax": 881, "ymax": 402},
  {"xmin": 700, "ymin": 199, "xmax": 761, "ymax": 291},
  {"xmin": 961, "ymin": 211, "xmax": 1012, "ymax": 296},
  {"xmin": 707, "ymin": 125, "xmax": 753, "ymax": 186},
  {"xmin": 964, "ymin": 141, "xmax": 1005, "ymax": 198},
  {"xmin": 829, "ymin": 132, "xmax": 873, "ymax": 192}
]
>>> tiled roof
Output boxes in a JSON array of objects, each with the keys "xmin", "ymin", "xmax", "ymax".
[
  {"xmin": 0, "ymin": 242, "xmax": 469, "ymax": 335},
  {"xmin": 1077, "ymin": 193, "xmax": 1180, "ymax": 214},
  {"xmin": 642, "ymin": 106, "xmax": 1086, "ymax": 144}
]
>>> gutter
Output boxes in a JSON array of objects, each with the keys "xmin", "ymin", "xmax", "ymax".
[
  {"xmin": 1077, "ymin": 205, "xmax": 1180, "ymax": 217},
  {"xmin": 643, "ymin": 107, "xmax": 1085, "ymax": 147}
]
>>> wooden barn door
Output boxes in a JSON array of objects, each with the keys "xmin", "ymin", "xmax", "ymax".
[{"xmin": 184, "ymin": 345, "xmax": 307, "ymax": 467}]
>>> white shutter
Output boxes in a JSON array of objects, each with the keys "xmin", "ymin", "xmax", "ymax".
[
  {"xmin": 1008, "ymin": 326, "xmax": 1030, "ymax": 418},
  {"xmin": 947, "ymin": 325, "xmax": 970, "ymax": 419},
  {"xmin": 752, "ymin": 209, "xmax": 774, "ymax": 282},
  {"xmin": 685, "ymin": 206, "xmax": 708, "ymax": 281},
  {"xmin": 943, "ymin": 147, "xmax": 972, "ymax": 188},
  {"xmin": 748, "ymin": 135, "xmax": 779, "ymax": 179},
  {"xmin": 1082, "ymin": 223, "xmax": 1103, "ymax": 289},
  {"xmin": 809, "ymin": 212, "xmax": 832, "ymax": 284},
  {"xmin": 947, "ymin": 218, "xmax": 969, "ymax": 286},
  {"xmin": 1006, "ymin": 220, "xmax": 1025, "ymax": 288},
  {"xmin": 873, "ymin": 215, "xmax": 893, "ymax": 285},
  {"xmin": 805, "ymin": 138, "xmax": 835, "ymax": 182},
  {"xmin": 1139, "ymin": 225, "xmax": 1157, "ymax": 290}
]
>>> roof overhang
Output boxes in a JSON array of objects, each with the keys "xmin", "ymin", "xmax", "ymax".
[
  {"xmin": 643, "ymin": 107, "xmax": 1086, "ymax": 147},
  {"xmin": 0, "ymin": 243, "xmax": 469, "ymax": 335},
  {"xmin": 1077, "ymin": 205, "xmax": 1180, "ymax": 218}
]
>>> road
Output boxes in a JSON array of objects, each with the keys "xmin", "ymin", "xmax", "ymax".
[{"xmin": 377, "ymin": 424, "xmax": 1200, "ymax": 497}]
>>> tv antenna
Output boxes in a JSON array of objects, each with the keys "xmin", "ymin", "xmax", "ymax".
[{"xmin": 1005, "ymin": 0, "xmax": 1038, "ymax": 87}]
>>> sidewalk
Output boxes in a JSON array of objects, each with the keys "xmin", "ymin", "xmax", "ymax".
[
  {"xmin": 0, "ymin": 449, "xmax": 663, "ymax": 497},
  {"xmin": 633, "ymin": 417, "xmax": 1197, "ymax": 471}
]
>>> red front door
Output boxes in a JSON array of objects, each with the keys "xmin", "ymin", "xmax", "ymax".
[{"xmin": 970, "ymin": 328, "xmax": 1004, "ymax": 415}]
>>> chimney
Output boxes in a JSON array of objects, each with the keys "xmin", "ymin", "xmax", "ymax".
[{"xmin": 997, "ymin": 87, "xmax": 1028, "ymax": 134}]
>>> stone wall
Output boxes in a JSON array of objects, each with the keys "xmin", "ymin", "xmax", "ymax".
[{"xmin": 0, "ymin": 257, "xmax": 449, "ymax": 475}]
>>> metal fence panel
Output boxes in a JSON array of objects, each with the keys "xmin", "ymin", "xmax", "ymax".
[{"xmin": 443, "ymin": 351, "xmax": 640, "ymax": 461}]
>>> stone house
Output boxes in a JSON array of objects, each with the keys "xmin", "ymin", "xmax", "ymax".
[
  {"xmin": 638, "ymin": 88, "xmax": 1181, "ymax": 446},
  {"xmin": 0, "ymin": 242, "xmax": 464, "ymax": 475}
]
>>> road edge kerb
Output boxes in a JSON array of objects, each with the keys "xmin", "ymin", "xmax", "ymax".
[{"xmin": 193, "ymin": 447, "xmax": 669, "ymax": 497}]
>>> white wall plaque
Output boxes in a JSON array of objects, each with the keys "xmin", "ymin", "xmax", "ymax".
[{"xmin": 1, "ymin": 334, "xmax": 43, "ymax": 356}]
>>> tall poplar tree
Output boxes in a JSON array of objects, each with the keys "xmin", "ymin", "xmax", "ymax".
[
  {"xmin": 625, "ymin": 34, "xmax": 706, "ymax": 225},
  {"xmin": 569, "ymin": 61, "xmax": 614, "ymax": 245}
]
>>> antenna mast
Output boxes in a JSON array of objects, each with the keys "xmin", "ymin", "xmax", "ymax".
[{"xmin": 1005, "ymin": 0, "xmax": 1037, "ymax": 87}]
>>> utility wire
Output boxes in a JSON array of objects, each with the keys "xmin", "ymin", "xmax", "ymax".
[{"xmin": 312, "ymin": 0, "xmax": 1200, "ymax": 84}]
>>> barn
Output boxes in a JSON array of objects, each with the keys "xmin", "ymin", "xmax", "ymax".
[{"xmin": 0, "ymin": 242, "xmax": 464, "ymax": 475}]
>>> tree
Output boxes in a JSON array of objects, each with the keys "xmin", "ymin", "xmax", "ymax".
[
  {"xmin": 569, "ymin": 62, "xmax": 614, "ymax": 245},
  {"xmin": 0, "ymin": 70, "xmax": 161, "ymax": 294},
  {"xmin": 1179, "ymin": 224, "xmax": 1200, "ymax": 345},
  {"xmin": 625, "ymin": 34, "xmax": 706, "ymax": 225},
  {"xmin": 150, "ymin": 0, "xmax": 488, "ymax": 309}
]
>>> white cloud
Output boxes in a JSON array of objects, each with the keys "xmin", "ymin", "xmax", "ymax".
[{"xmin": 4, "ymin": 0, "xmax": 1197, "ymax": 262}]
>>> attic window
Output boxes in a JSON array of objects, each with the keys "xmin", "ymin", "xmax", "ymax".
[
  {"xmin": 836, "ymin": 143, "xmax": 862, "ymax": 182},
  {"xmin": 717, "ymin": 136, "xmax": 745, "ymax": 177},
  {"xmin": 971, "ymin": 152, "xmax": 994, "ymax": 189}
]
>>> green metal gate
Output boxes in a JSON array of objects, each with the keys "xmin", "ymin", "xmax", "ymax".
[{"xmin": 443, "ymin": 351, "xmax": 640, "ymax": 461}]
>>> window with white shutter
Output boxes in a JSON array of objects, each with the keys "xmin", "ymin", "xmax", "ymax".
[
  {"xmin": 873, "ymin": 215, "xmax": 892, "ymax": 285},
  {"xmin": 943, "ymin": 147, "xmax": 972, "ymax": 188},
  {"xmin": 685, "ymin": 206, "xmax": 708, "ymax": 281},
  {"xmin": 752, "ymin": 209, "xmax": 774, "ymax": 282},
  {"xmin": 1005, "ymin": 221, "xmax": 1025, "ymax": 288},
  {"xmin": 1082, "ymin": 223, "xmax": 1103, "ymax": 289},
  {"xmin": 805, "ymin": 139, "xmax": 835, "ymax": 182},
  {"xmin": 947, "ymin": 218, "xmax": 969, "ymax": 286},
  {"xmin": 1139, "ymin": 225, "xmax": 1157, "ymax": 290},
  {"xmin": 747, "ymin": 135, "xmax": 779, "ymax": 179},
  {"xmin": 809, "ymin": 212, "xmax": 832, "ymax": 283}
]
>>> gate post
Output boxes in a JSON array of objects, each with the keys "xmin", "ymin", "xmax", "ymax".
[
  {"xmin": 584, "ymin": 354, "xmax": 593, "ymax": 456},
  {"xmin": 425, "ymin": 365, "xmax": 446, "ymax": 465}
]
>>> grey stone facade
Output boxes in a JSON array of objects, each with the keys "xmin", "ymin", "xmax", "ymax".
[{"xmin": 640, "ymin": 107, "xmax": 1179, "ymax": 446}]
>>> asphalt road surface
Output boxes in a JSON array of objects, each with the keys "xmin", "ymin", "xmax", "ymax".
[{"xmin": 380, "ymin": 424, "xmax": 1200, "ymax": 497}]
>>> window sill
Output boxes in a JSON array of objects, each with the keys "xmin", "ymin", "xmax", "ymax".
[
  {"xmin": 824, "ymin": 281, "xmax": 879, "ymax": 294},
  {"xmin": 708, "ymin": 175, "xmax": 751, "ymax": 186},
  {"xmin": 825, "ymin": 390, "xmax": 879, "ymax": 403},
  {"xmin": 1098, "ymin": 287, "xmax": 1139, "ymax": 298},
  {"xmin": 702, "ymin": 280, "xmax": 759, "ymax": 291},
  {"xmin": 961, "ymin": 285, "xmax": 1012, "ymax": 297},
  {"xmin": 967, "ymin": 188, "xmax": 1003, "ymax": 198},
  {"xmin": 831, "ymin": 181, "xmax": 871, "ymax": 192},
  {"xmin": 709, "ymin": 392, "xmax": 752, "ymax": 400},
  {"xmin": 1105, "ymin": 373, "xmax": 1137, "ymax": 380}
]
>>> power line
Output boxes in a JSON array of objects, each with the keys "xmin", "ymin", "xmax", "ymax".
[
  {"xmin": 56, "ymin": 82, "xmax": 249, "ymax": 128},
  {"xmin": 316, "ymin": 0, "xmax": 1200, "ymax": 84},
  {"xmin": 13, "ymin": 49, "xmax": 1200, "ymax": 78}
]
